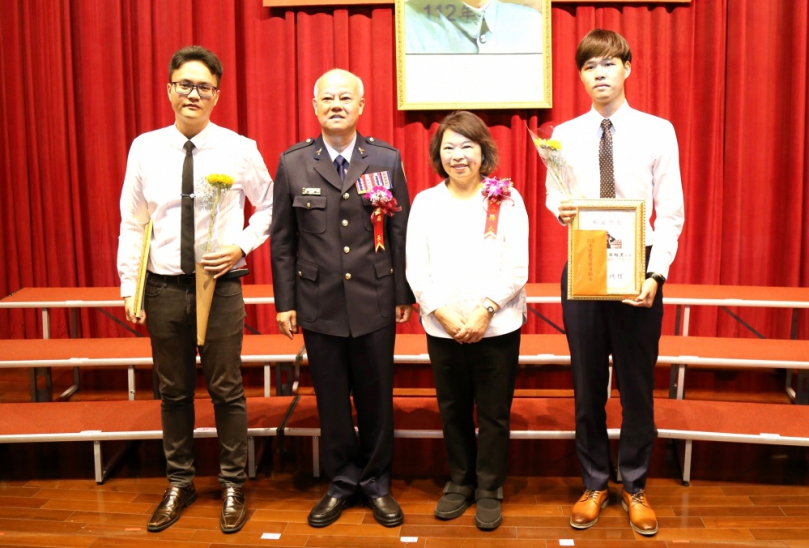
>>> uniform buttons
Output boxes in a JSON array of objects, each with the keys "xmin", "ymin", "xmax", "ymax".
[
  {"xmin": 345, "ymin": 273, "xmax": 352, "ymax": 280},
  {"xmin": 341, "ymin": 219, "xmax": 348, "ymax": 227},
  {"xmin": 297, "ymin": 271, "xmax": 303, "ymax": 277},
  {"xmin": 306, "ymin": 202, "xmax": 311, "ymax": 208},
  {"xmin": 343, "ymin": 246, "xmax": 350, "ymax": 254},
  {"xmin": 479, "ymin": 33, "xmax": 487, "ymax": 44},
  {"xmin": 390, "ymin": 268, "xmax": 394, "ymax": 274},
  {"xmin": 368, "ymin": 137, "xmax": 375, "ymax": 143},
  {"xmin": 342, "ymin": 193, "xmax": 350, "ymax": 200}
]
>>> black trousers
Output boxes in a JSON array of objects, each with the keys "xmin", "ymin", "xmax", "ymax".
[
  {"xmin": 561, "ymin": 263, "xmax": 662, "ymax": 494},
  {"xmin": 303, "ymin": 323, "xmax": 396, "ymax": 499},
  {"xmin": 144, "ymin": 274, "xmax": 247, "ymax": 487},
  {"xmin": 427, "ymin": 329, "xmax": 521, "ymax": 491}
]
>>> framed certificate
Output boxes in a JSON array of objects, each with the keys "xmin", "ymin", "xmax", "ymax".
[{"xmin": 567, "ymin": 200, "xmax": 646, "ymax": 300}]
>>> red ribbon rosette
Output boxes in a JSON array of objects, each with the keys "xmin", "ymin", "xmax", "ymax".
[
  {"xmin": 480, "ymin": 177, "xmax": 513, "ymax": 238},
  {"xmin": 368, "ymin": 185, "xmax": 402, "ymax": 252}
]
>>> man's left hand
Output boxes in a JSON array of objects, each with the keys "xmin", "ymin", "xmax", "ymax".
[
  {"xmin": 622, "ymin": 278, "xmax": 658, "ymax": 308},
  {"xmin": 201, "ymin": 244, "xmax": 244, "ymax": 278},
  {"xmin": 396, "ymin": 304, "xmax": 413, "ymax": 323}
]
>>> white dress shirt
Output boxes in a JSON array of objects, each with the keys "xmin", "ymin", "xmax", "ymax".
[
  {"xmin": 323, "ymin": 134, "xmax": 357, "ymax": 164},
  {"xmin": 545, "ymin": 103, "xmax": 685, "ymax": 279},
  {"xmin": 118, "ymin": 122, "xmax": 273, "ymax": 297},
  {"xmin": 406, "ymin": 181, "xmax": 528, "ymax": 338}
]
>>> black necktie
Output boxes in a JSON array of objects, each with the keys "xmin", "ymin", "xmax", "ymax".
[
  {"xmin": 599, "ymin": 119, "xmax": 616, "ymax": 198},
  {"xmin": 334, "ymin": 155, "xmax": 348, "ymax": 182},
  {"xmin": 181, "ymin": 141, "xmax": 195, "ymax": 274}
]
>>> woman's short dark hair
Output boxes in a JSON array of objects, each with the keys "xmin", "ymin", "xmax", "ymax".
[
  {"xmin": 169, "ymin": 45, "xmax": 223, "ymax": 85},
  {"xmin": 575, "ymin": 29, "xmax": 632, "ymax": 71},
  {"xmin": 429, "ymin": 111, "xmax": 499, "ymax": 178}
]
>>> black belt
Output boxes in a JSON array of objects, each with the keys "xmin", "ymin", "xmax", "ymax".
[{"xmin": 148, "ymin": 268, "xmax": 248, "ymax": 286}]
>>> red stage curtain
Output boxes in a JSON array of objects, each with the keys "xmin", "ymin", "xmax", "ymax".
[{"xmin": 1, "ymin": 0, "xmax": 808, "ymax": 344}]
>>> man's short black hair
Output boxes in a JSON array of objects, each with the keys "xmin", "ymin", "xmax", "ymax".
[{"xmin": 169, "ymin": 46, "xmax": 223, "ymax": 86}]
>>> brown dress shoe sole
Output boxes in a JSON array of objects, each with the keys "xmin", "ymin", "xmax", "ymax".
[
  {"xmin": 621, "ymin": 500, "xmax": 659, "ymax": 536},
  {"xmin": 569, "ymin": 497, "xmax": 609, "ymax": 530}
]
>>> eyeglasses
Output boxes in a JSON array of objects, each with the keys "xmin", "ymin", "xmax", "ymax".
[{"xmin": 171, "ymin": 81, "xmax": 218, "ymax": 99}]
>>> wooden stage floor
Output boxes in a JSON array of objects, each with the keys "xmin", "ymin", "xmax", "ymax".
[
  {"xmin": 4, "ymin": 469, "xmax": 809, "ymax": 547},
  {"xmin": 2, "ymin": 372, "xmax": 809, "ymax": 545}
]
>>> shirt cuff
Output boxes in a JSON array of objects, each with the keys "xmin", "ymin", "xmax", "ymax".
[{"xmin": 120, "ymin": 282, "xmax": 135, "ymax": 299}]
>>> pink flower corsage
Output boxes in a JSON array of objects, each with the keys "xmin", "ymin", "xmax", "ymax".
[
  {"xmin": 368, "ymin": 185, "xmax": 402, "ymax": 252},
  {"xmin": 480, "ymin": 177, "xmax": 513, "ymax": 205},
  {"xmin": 480, "ymin": 177, "xmax": 513, "ymax": 238}
]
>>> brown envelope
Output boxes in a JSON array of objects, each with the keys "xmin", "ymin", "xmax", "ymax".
[{"xmin": 570, "ymin": 229, "xmax": 607, "ymax": 296}]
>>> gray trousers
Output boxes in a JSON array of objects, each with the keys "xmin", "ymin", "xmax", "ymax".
[{"xmin": 144, "ymin": 273, "xmax": 247, "ymax": 487}]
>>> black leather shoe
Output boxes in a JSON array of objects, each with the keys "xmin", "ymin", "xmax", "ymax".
[
  {"xmin": 367, "ymin": 494, "xmax": 403, "ymax": 527},
  {"xmin": 308, "ymin": 494, "xmax": 352, "ymax": 527},
  {"xmin": 147, "ymin": 484, "xmax": 197, "ymax": 532},
  {"xmin": 220, "ymin": 485, "xmax": 248, "ymax": 534}
]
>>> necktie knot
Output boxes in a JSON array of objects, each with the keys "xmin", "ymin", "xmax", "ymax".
[
  {"xmin": 184, "ymin": 140, "xmax": 195, "ymax": 155},
  {"xmin": 601, "ymin": 119, "xmax": 612, "ymax": 132},
  {"xmin": 334, "ymin": 155, "xmax": 348, "ymax": 182}
]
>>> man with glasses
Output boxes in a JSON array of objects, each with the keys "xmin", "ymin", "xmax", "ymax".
[{"xmin": 117, "ymin": 45, "xmax": 273, "ymax": 534}]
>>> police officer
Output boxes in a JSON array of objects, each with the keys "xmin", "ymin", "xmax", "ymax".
[{"xmin": 270, "ymin": 69, "xmax": 414, "ymax": 528}]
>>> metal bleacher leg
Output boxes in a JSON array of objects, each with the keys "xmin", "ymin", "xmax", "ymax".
[
  {"xmin": 276, "ymin": 363, "xmax": 293, "ymax": 396},
  {"xmin": 31, "ymin": 308, "xmax": 54, "ymax": 402},
  {"xmin": 57, "ymin": 308, "xmax": 81, "ymax": 401},
  {"xmin": 94, "ymin": 441, "xmax": 103, "ymax": 483},
  {"xmin": 312, "ymin": 436, "xmax": 320, "ymax": 478},
  {"xmin": 786, "ymin": 371, "xmax": 796, "ymax": 401},
  {"xmin": 128, "ymin": 366, "xmax": 136, "ymax": 401},
  {"xmin": 264, "ymin": 363, "xmax": 271, "ymax": 397},
  {"xmin": 248, "ymin": 437, "xmax": 256, "ymax": 479},
  {"xmin": 674, "ymin": 439, "xmax": 693, "ymax": 486},
  {"xmin": 795, "ymin": 372, "xmax": 809, "ymax": 405},
  {"xmin": 249, "ymin": 436, "xmax": 271, "ymax": 480},
  {"xmin": 669, "ymin": 364, "xmax": 687, "ymax": 399},
  {"xmin": 94, "ymin": 440, "xmax": 132, "ymax": 484},
  {"xmin": 30, "ymin": 368, "xmax": 53, "ymax": 402}
]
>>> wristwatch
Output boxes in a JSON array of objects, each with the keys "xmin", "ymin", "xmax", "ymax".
[
  {"xmin": 485, "ymin": 305, "xmax": 496, "ymax": 316},
  {"xmin": 646, "ymin": 272, "xmax": 666, "ymax": 286}
]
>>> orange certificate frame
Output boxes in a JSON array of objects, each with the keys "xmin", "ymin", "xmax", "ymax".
[{"xmin": 567, "ymin": 199, "xmax": 646, "ymax": 300}]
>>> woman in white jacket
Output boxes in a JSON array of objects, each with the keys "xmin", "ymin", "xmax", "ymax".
[{"xmin": 406, "ymin": 111, "xmax": 529, "ymax": 530}]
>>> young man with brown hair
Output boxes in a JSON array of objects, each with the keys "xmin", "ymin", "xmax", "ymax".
[{"xmin": 546, "ymin": 29, "xmax": 685, "ymax": 536}]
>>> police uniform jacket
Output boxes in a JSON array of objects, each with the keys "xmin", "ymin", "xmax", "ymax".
[{"xmin": 271, "ymin": 133, "xmax": 415, "ymax": 338}]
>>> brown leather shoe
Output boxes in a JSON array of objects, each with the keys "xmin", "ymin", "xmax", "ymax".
[
  {"xmin": 621, "ymin": 488, "xmax": 658, "ymax": 536},
  {"xmin": 570, "ymin": 489, "xmax": 609, "ymax": 529},
  {"xmin": 220, "ymin": 485, "xmax": 248, "ymax": 534},
  {"xmin": 147, "ymin": 484, "xmax": 197, "ymax": 532}
]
